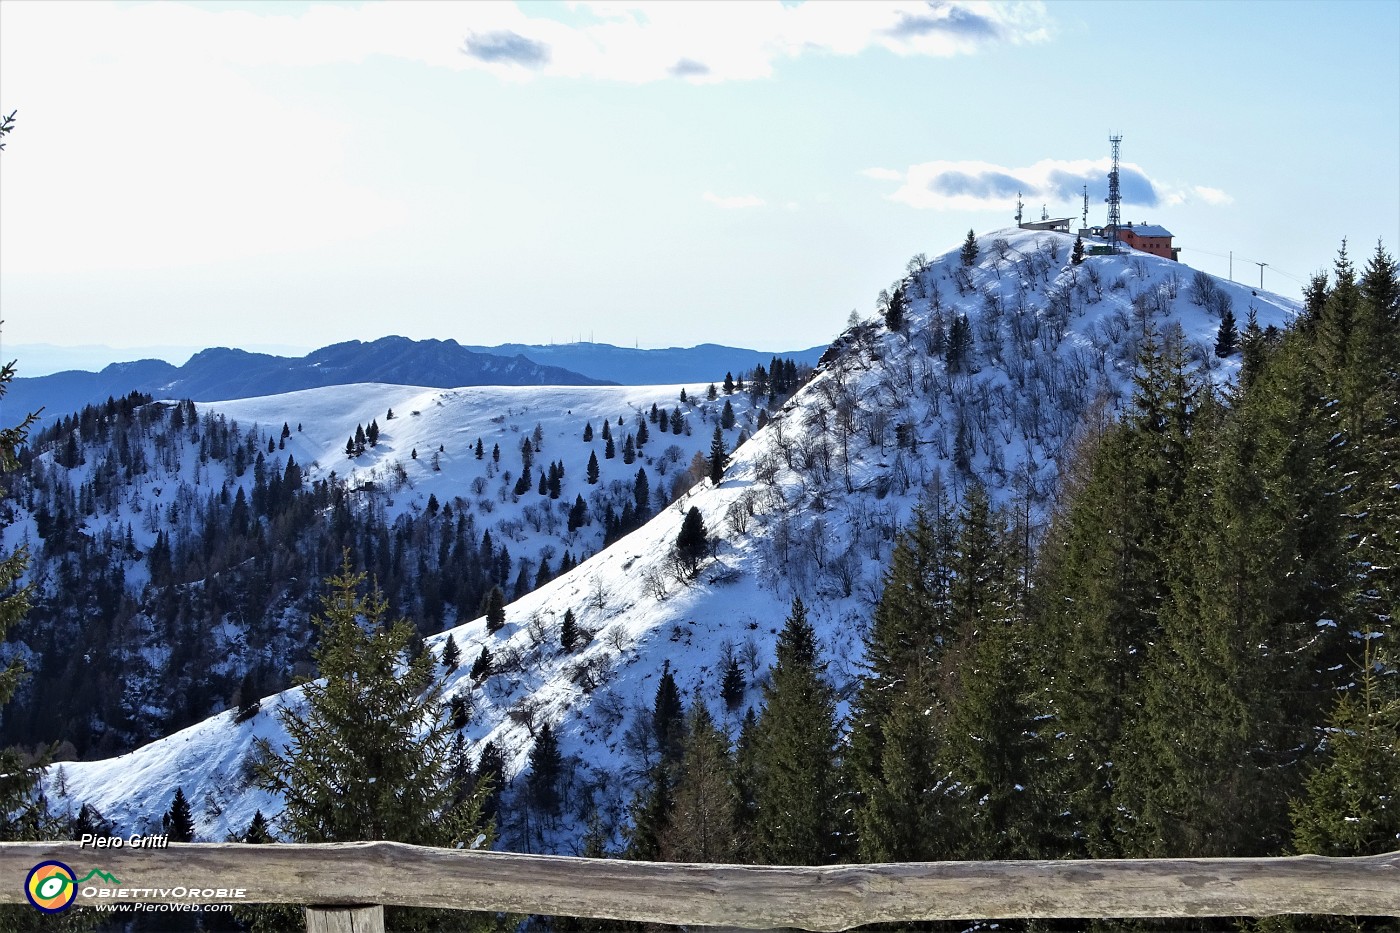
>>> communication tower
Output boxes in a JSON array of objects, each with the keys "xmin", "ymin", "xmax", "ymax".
[
  {"xmin": 1015, "ymin": 191, "xmax": 1023, "ymax": 227},
  {"xmin": 1105, "ymin": 134, "xmax": 1123, "ymax": 251}
]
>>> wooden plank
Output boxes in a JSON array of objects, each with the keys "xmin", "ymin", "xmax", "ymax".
[
  {"xmin": 1, "ymin": 842, "xmax": 1396, "ymax": 930},
  {"xmin": 305, "ymin": 905, "xmax": 385, "ymax": 933}
]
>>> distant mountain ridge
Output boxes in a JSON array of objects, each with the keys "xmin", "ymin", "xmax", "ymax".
[
  {"xmin": 7, "ymin": 337, "xmax": 615, "ymax": 424},
  {"xmin": 7, "ymin": 338, "xmax": 828, "ymax": 425},
  {"xmin": 463, "ymin": 342, "xmax": 828, "ymax": 385}
]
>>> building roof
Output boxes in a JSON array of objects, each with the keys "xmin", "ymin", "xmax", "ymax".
[{"xmin": 1114, "ymin": 223, "xmax": 1173, "ymax": 238}]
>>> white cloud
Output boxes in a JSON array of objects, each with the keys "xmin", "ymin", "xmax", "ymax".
[
  {"xmin": 703, "ymin": 192, "xmax": 766, "ymax": 210},
  {"xmin": 866, "ymin": 157, "xmax": 1228, "ymax": 214}
]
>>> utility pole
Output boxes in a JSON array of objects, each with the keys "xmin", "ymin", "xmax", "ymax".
[{"xmin": 1255, "ymin": 262, "xmax": 1267, "ymax": 290}]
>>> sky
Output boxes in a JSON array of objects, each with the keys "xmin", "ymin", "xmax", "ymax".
[{"xmin": 1, "ymin": 0, "xmax": 1397, "ymax": 360}]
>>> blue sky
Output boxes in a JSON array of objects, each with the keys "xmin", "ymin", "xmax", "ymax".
[{"xmin": 1, "ymin": 0, "xmax": 1396, "ymax": 357}]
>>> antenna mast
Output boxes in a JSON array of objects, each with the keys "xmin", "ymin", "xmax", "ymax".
[
  {"xmin": 1014, "ymin": 191, "xmax": 1023, "ymax": 227},
  {"xmin": 1105, "ymin": 134, "xmax": 1123, "ymax": 252},
  {"xmin": 1082, "ymin": 185, "xmax": 1089, "ymax": 229}
]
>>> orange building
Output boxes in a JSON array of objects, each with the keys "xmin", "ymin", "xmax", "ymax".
[{"xmin": 1107, "ymin": 222, "xmax": 1180, "ymax": 261}]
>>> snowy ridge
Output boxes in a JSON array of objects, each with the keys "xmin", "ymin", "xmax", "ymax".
[{"xmin": 45, "ymin": 229, "xmax": 1299, "ymax": 848}]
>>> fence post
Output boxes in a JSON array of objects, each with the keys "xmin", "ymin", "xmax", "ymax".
[{"xmin": 304, "ymin": 905, "xmax": 385, "ymax": 933}]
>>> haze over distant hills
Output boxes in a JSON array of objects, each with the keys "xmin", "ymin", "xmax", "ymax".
[
  {"xmin": 6, "ymin": 337, "xmax": 612, "ymax": 424},
  {"xmin": 461, "ymin": 342, "xmax": 827, "ymax": 386},
  {"xmin": 6, "ymin": 338, "xmax": 825, "ymax": 425}
]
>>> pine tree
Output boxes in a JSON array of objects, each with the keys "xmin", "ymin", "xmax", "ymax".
[
  {"xmin": 164, "ymin": 787, "xmax": 196, "ymax": 842},
  {"xmin": 675, "ymin": 506, "xmax": 709, "ymax": 577},
  {"xmin": 569, "ymin": 494, "xmax": 589, "ymax": 531},
  {"xmin": 935, "ymin": 486, "xmax": 1042, "ymax": 859},
  {"xmin": 441, "ymin": 635, "xmax": 461, "ymax": 672},
  {"xmin": 527, "ymin": 722, "xmax": 564, "ymax": 819},
  {"xmin": 708, "ymin": 424, "xmax": 727, "ymax": 485},
  {"xmin": 471, "ymin": 647, "xmax": 492, "ymax": 680},
  {"xmin": 723, "ymin": 372, "xmax": 735, "ymax": 395},
  {"xmin": 482, "ymin": 585, "xmax": 506, "ymax": 633},
  {"xmin": 1215, "ymin": 304, "xmax": 1240, "ymax": 357},
  {"xmin": 633, "ymin": 468, "xmax": 650, "ymax": 518},
  {"xmin": 235, "ymin": 670, "xmax": 261, "ymax": 723},
  {"xmin": 623, "ymin": 434, "xmax": 636, "ymax": 464},
  {"xmin": 960, "ymin": 228, "xmax": 979, "ymax": 267},
  {"xmin": 884, "ymin": 285, "xmax": 906, "ymax": 332},
  {"xmin": 1072, "ymin": 234, "xmax": 1086, "ymax": 265},
  {"xmin": 706, "ymin": 383, "xmax": 718, "ymax": 401},
  {"xmin": 560, "ymin": 608, "xmax": 578, "ymax": 653},
  {"xmin": 254, "ymin": 562, "xmax": 491, "ymax": 853},
  {"xmin": 636, "ymin": 417, "xmax": 648, "ymax": 447},
  {"xmin": 721, "ymin": 656, "xmax": 745, "ymax": 712},
  {"xmin": 670, "ymin": 408, "xmax": 684, "ymax": 434},
  {"xmin": 586, "ymin": 450, "xmax": 600, "ymax": 484},
  {"xmin": 1291, "ymin": 642, "xmax": 1400, "ymax": 859},
  {"xmin": 721, "ymin": 399, "xmax": 735, "ymax": 429},
  {"xmin": 366, "ymin": 419, "xmax": 380, "ymax": 447},
  {"xmin": 751, "ymin": 598, "xmax": 845, "ymax": 864},
  {"xmin": 660, "ymin": 698, "xmax": 738, "ymax": 862},
  {"xmin": 653, "ymin": 661, "xmax": 685, "ymax": 768},
  {"xmin": 847, "ymin": 498, "xmax": 956, "ymax": 862},
  {"xmin": 242, "ymin": 810, "xmax": 273, "ymax": 843},
  {"xmin": 583, "ymin": 421, "xmax": 593, "ymax": 442},
  {"xmin": 0, "ymin": 359, "xmax": 45, "ymax": 844}
]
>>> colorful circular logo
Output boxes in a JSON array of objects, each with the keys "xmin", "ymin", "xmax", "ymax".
[{"xmin": 25, "ymin": 861, "xmax": 77, "ymax": 913}]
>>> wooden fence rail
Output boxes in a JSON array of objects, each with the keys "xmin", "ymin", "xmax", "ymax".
[{"xmin": 3, "ymin": 842, "xmax": 1397, "ymax": 931}]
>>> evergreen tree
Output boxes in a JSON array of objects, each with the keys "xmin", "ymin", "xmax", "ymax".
[
  {"xmin": 721, "ymin": 399, "xmax": 735, "ymax": 429},
  {"xmin": 366, "ymin": 419, "xmax": 380, "ymax": 447},
  {"xmin": 235, "ymin": 670, "xmax": 261, "ymax": 723},
  {"xmin": 847, "ymin": 498, "xmax": 956, "ymax": 862},
  {"xmin": 583, "ymin": 421, "xmax": 593, "ymax": 442},
  {"xmin": 0, "ymin": 359, "xmax": 46, "ymax": 844},
  {"xmin": 675, "ymin": 507, "xmax": 709, "ymax": 577},
  {"xmin": 653, "ymin": 661, "xmax": 685, "ymax": 769},
  {"xmin": 623, "ymin": 433, "xmax": 636, "ymax": 464},
  {"xmin": 527, "ymin": 722, "xmax": 563, "ymax": 819},
  {"xmin": 751, "ymin": 598, "xmax": 845, "ymax": 864},
  {"xmin": 242, "ymin": 810, "xmax": 273, "ymax": 843},
  {"xmin": 884, "ymin": 284, "xmax": 906, "ymax": 332},
  {"xmin": 659, "ymin": 698, "xmax": 738, "ymax": 862},
  {"xmin": 1215, "ymin": 304, "xmax": 1240, "ymax": 357},
  {"xmin": 1291, "ymin": 642, "xmax": 1400, "ymax": 859},
  {"xmin": 708, "ymin": 424, "xmax": 727, "ymax": 485},
  {"xmin": 471, "ymin": 647, "xmax": 493, "ymax": 680},
  {"xmin": 670, "ymin": 408, "xmax": 685, "ymax": 434},
  {"xmin": 441, "ymin": 635, "xmax": 461, "ymax": 672},
  {"xmin": 586, "ymin": 450, "xmax": 600, "ymax": 484},
  {"xmin": 1072, "ymin": 234, "xmax": 1086, "ymax": 265},
  {"xmin": 633, "ymin": 468, "xmax": 650, "ymax": 518},
  {"xmin": 164, "ymin": 786, "xmax": 196, "ymax": 842},
  {"xmin": 635, "ymin": 417, "xmax": 648, "ymax": 447},
  {"xmin": 935, "ymin": 486, "xmax": 1041, "ymax": 859},
  {"xmin": 721, "ymin": 656, "xmax": 745, "ymax": 712},
  {"xmin": 723, "ymin": 372, "xmax": 735, "ymax": 395},
  {"xmin": 569, "ymin": 494, "xmax": 589, "ymax": 531},
  {"xmin": 560, "ymin": 608, "xmax": 578, "ymax": 653},
  {"xmin": 960, "ymin": 228, "xmax": 979, "ymax": 267},
  {"xmin": 605, "ymin": 434, "xmax": 616, "ymax": 459},
  {"xmin": 254, "ymin": 563, "xmax": 491, "ymax": 854},
  {"xmin": 482, "ymin": 585, "xmax": 506, "ymax": 633},
  {"xmin": 706, "ymin": 382, "xmax": 718, "ymax": 401}
]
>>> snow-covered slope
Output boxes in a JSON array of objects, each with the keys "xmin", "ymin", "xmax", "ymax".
[{"xmin": 44, "ymin": 229, "xmax": 1298, "ymax": 847}]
